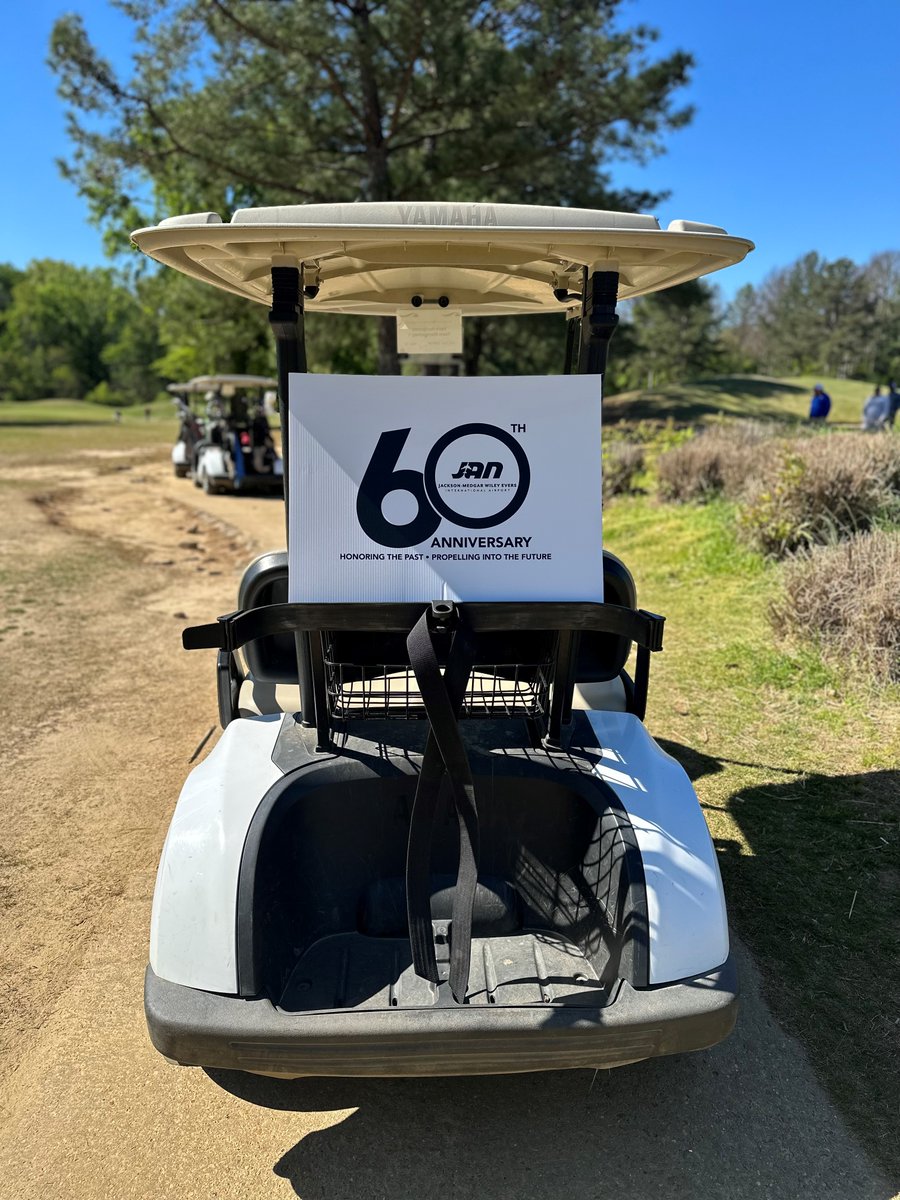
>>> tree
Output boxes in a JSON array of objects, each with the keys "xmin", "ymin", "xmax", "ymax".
[
  {"xmin": 863, "ymin": 251, "xmax": 900, "ymax": 382},
  {"xmin": 721, "ymin": 283, "xmax": 766, "ymax": 373},
  {"xmin": 719, "ymin": 252, "xmax": 900, "ymax": 381},
  {"xmin": 50, "ymin": 0, "xmax": 694, "ymax": 374},
  {"xmin": 0, "ymin": 261, "xmax": 161, "ymax": 403},
  {"xmin": 0, "ymin": 264, "xmax": 23, "ymax": 316},
  {"xmin": 102, "ymin": 274, "xmax": 165, "ymax": 403},
  {"xmin": 621, "ymin": 279, "xmax": 721, "ymax": 388},
  {"xmin": 150, "ymin": 272, "xmax": 274, "ymax": 381},
  {"xmin": 748, "ymin": 253, "xmax": 876, "ymax": 378}
]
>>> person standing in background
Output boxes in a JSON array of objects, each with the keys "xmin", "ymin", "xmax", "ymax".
[
  {"xmin": 808, "ymin": 383, "xmax": 831, "ymax": 422},
  {"xmin": 862, "ymin": 386, "xmax": 889, "ymax": 431},
  {"xmin": 887, "ymin": 381, "xmax": 900, "ymax": 429}
]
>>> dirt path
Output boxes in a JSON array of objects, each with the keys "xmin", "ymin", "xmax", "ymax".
[{"xmin": 0, "ymin": 454, "xmax": 894, "ymax": 1200}]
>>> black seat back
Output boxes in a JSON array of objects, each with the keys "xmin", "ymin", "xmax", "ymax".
[{"xmin": 576, "ymin": 550, "xmax": 636, "ymax": 682}]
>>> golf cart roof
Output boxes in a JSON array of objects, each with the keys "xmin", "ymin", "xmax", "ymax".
[
  {"xmin": 174, "ymin": 374, "xmax": 278, "ymax": 395},
  {"xmin": 132, "ymin": 202, "xmax": 753, "ymax": 317}
]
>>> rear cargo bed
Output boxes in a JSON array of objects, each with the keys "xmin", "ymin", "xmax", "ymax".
[{"xmin": 279, "ymin": 930, "xmax": 609, "ymax": 1011}]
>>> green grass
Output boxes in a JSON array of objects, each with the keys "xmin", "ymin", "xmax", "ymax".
[
  {"xmin": 3, "ymin": 374, "xmax": 874, "ymax": 459},
  {"xmin": 0, "ymin": 395, "xmax": 176, "ymax": 425},
  {"xmin": 0, "ymin": 397, "xmax": 177, "ymax": 459},
  {"xmin": 605, "ymin": 494, "xmax": 900, "ymax": 1178},
  {"xmin": 605, "ymin": 373, "xmax": 874, "ymax": 425}
]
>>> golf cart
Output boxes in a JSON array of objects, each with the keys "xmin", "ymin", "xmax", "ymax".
[
  {"xmin": 168, "ymin": 381, "xmax": 206, "ymax": 477},
  {"xmin": 183, "ymin": 374, "xmax": 282, "ymax": 494},
  {"xmin": 133, "ymin": 202, "xmax": 753, "ymax": 1078}
]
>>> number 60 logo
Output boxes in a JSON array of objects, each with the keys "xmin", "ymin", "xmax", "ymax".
[{"xmin": 356, "ymin": 422, "xmax": 530, "ymax": 548}]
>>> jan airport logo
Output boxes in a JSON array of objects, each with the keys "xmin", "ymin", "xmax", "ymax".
[
  {"xmin": 357, "ymin": 423, "xmax": 530, "ymax": 548},
  {"xmin": 450, "ymin": 461, "xmax": 503, "ymax": 480}
]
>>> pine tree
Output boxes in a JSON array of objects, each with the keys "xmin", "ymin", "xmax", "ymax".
[{"xmin": 50, "ymin": 1, "xmax": 694, "ymax": 374}]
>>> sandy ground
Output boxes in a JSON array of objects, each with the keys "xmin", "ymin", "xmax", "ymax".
[{"xmin": 0, "ymin": 453, "xmax": 895, "ymax": 1200}]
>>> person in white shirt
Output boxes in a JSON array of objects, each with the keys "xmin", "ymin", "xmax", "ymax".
[{"xmin": 862, "ymin": 386, "xmax": 889, "ymax": 431}]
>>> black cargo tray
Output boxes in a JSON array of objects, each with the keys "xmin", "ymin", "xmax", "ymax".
[{"xmin": 278, "ymin": 930, "xmax": 609, "ymax": 1012}]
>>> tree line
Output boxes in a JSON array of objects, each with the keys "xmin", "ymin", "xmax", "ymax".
[
  {"xmin": 612, "ymin": 248, "xmax": 900, "ymax": 391},
  {"xmin": 2, "ymin": 245, "xmax": 896, "ymax": 404},
  {"xmin": 722, "ymin": 251, "xmax": 900, "ymax": 383}
]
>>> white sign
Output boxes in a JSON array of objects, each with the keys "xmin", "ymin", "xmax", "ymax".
[
  {"xmin": 396, "ymin": 307, "xmax": 463, "ymax": 354},
  {"xmin": 288, "ymin": 375, "xmax": 603, "ymax": 603}
]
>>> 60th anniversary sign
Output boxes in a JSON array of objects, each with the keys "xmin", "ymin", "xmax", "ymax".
[
  {"xmin": 288, "ymin": 375, "xmax": 603, "ymax": 603},
  {"xmin": 356, "ymin": 422, "xmax": 531, "ymax": 547}
]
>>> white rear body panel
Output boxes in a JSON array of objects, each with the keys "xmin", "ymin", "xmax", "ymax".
[
  {"xmin": 149, "ymin": 715, "xmax": 284, "ymax": 993},
  {"xmin": 584, "ymin": 711, "xmax": 729, "ymax": 984}
]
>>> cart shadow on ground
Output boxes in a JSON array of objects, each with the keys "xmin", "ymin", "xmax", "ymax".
[
  {"xmin": 207, "ymin": 984, "xmax": 890, "ymax": 1200},
  {"xmin": 205, "ymin": 742, "xmax": 897, "ymax": 1200},
  {"xmin": 203, "ymin": 489, "xmax": 285, "ymax": 501}
]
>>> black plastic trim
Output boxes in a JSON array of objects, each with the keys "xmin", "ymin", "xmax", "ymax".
[
  {"xmin": 183, "ymin": 600, "xmax": 664, "ymax": 653},
  {"xmin": 144, "ymin": 954, "xmax": 737, "ymax": 1077}
]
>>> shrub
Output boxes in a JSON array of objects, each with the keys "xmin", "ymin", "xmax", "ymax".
[
  {"xmin": 85, "ymin": 380, "xmax": 127, "ymax": 407},
  {"xmin": 656, "ymin": 422, "xmax": 774, "ymax": 502},
  {"xmin": 739, "ymin": 434, "xmax": 900, "ymax": 556},
  {"xmin": 603, "ymin": 440, "xmax": 645, "ymax": 498},
  {"xmin": 770, "ymin": 530, "xmax": 900, "ymax": 683}
]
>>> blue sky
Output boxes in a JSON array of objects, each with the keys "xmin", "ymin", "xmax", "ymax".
[{"xmin": 1, "ymin": 0, "xmax": 898, "ymax": 301}]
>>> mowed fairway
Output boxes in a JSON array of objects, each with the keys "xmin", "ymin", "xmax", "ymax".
[
  {"xmin": 602, "ymin": 373, "xmax": 874, "ymax": 425},
  {"xmin": 0, "ymin": 411, "xmax": 895, "ymax": 1200}
]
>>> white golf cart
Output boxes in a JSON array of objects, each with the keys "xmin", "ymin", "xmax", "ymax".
[
  {"xmin": 168, "ymin": 381, "xmax": 205, "ymax": 477},
  {"xmin": 180, "ymin": 374, "xmax": 282, "ymax": 494},
  {"xmin": 133, "ymin": 202, "xmax": 752, "ymax": 1078}
]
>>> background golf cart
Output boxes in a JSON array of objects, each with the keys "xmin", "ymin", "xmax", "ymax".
[
  {"xmin": 175, "ymin": 374, "xmax": 281, "ymax": 494},
  {"xmin": 168, "ymin": 381, "xmax": 205, "ymax": 477}
]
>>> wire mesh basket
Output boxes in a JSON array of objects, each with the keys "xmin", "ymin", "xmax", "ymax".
[{"xmin": 322, "ymin": 632, "xmax": 554, "ymax": 721}]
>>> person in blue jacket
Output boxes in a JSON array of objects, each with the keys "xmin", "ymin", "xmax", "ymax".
[{"xmin": 808, "ymin": 383, "xmax": 831, "ymax": 421}]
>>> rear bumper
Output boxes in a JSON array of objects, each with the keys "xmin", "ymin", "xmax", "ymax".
[
  {"xmin": 145, "ymin": 955, "xmax": 738, "ymax": 1077},
  {"xmin": 233, "ymin": 475, "xmax": 283, "ymax": 493}
]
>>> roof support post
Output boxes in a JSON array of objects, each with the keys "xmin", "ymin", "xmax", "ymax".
[
  {"xmin": 268, "ymin": 266, "xmax": 315, "ymax": 728},
  {"xmin": 578, "ymin": 269, "xmax": 619, "ymax": 375},
  {"xmin": 268, "ymin": 265, "xmax": 307, "ymax": 512},
  {"xmin": 544, "ymin": 270, "xmax": 621, "ymax": 748}
]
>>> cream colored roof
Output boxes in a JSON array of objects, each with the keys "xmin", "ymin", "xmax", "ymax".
[
  {"xmin": 185, "ymin": 374, "xmax": 277, "ymax": 391},
  {"xmin": 169, "ymin": 374, "xmax": 278, "ymax": 395},
  {"xmin": 132, "ymin": 202, "xmax": 753, "ymax": 316}
]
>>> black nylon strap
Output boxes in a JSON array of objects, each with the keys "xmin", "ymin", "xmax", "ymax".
[
  {"xmin": 632, "ymin": 643, "xmax": 651, "ymax": 721},
  {"xmin": 404, "ymin": 745, "xmax": 447, "ymax": 986},
  {"xmin": 405, "ymin": 609, "xmax": 479, "ymax": 1002}
]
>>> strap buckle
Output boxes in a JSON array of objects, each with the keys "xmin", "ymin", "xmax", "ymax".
[
  {"xmin": 638, "ymin": 609, "xmax": 665, "ymax": 652},
  {"xmin": 215, "ymin": 610, "xmax": 242, "ymax": 654},
  {"xmin": 429, "ymin": 600, "xmax": 457, "ymax": 628}
]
